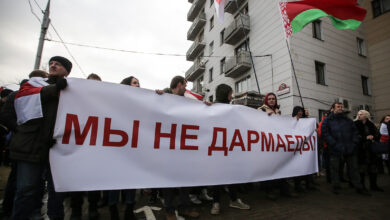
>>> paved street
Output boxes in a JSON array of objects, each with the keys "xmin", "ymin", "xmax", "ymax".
[{"xmin": 1, "ymin": 166, "xmax": 390, "ymax": 220}]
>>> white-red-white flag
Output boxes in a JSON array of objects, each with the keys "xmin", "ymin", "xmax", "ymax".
[
  {"xmin": 14, "ymin": 77, "xmax": 49, "ymax": 125},
  {"xmin": 184, "ymin": 90, "xmax": 203, "ymax": 100},
  {"xmin": 214, "ymin": 0, "xmax": 226, "ymax": 23}
]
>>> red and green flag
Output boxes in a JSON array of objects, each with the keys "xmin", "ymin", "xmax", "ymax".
[{"xmin": 279, "ymin": 0, "xmax": 367, "ymax": 38}]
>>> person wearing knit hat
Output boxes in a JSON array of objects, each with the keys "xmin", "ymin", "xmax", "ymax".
[
  {"xmin": 49, "ymin": 56, "xmax": 72, "ymax": 75},
  {"xmin": 9, "ymin": 56, "xmax": 72, "ymax": 219}
]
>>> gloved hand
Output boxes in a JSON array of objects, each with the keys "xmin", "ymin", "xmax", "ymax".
[{"xmin": 56, "ymin": 78, "xmax": 68, "ymax": 91}]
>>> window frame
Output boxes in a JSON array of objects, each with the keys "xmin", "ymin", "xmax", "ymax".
[
  {"xmin": 220, "ymin": 57, "xmax": 226, "ymax": 75},
  {"xmin": 210, "ymin": 16, "xmax": 214, "ymax": 31},
  {"xmin": 312, "ymin": 20, "xmax": 322, "ymax": 40},
  {"xmin": 315, "ymin": 61, "xmax": 326, "ymax": 86},
  {"xmin": 357, "ymin": 37, "xmax": 366, "ymax": 57},
  {"xmin": 209, "ymin": 67, "xmax": 214, "ymax": 83},
  {"xmin": 361, "ymin": 75, "xmax": 371, "ymax": 96}
]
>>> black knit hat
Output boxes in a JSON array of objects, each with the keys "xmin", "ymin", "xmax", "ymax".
[
  {"xmin": 1, "ymin": 89, "xmax": 13, "ymax": 98},
  {"xmin": 49, "ymin": 56, "xmax": 72, "ymax": 73}
]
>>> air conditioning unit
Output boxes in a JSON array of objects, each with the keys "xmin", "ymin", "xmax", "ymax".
[
  {"xmin": 358, "ymin": 104, "xmax": 372, "ymax": 112},
  {"xmin": 335, "ymin": 97, "xmax": 352, "ymax": 111}
]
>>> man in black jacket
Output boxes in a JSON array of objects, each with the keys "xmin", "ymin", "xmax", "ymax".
[
  {"xmin": 10, "ymin": 56, "xmax": 71, "ymax": 220},
  {"xmin": 0, "ymin": 70, "xmax": 48, "ymax": 219},
  {"xmin": 321, "ymin": 101, "xmax": 369, "ymax": 195}
]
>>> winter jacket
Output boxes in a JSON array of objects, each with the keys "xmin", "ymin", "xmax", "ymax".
[
  {"xmin": 0, "ymin": 91, "xmax": 18, "ymax": 133},
  {"xmin": 321, "ymin": 112, "xmax": 360, "ymax": 156},
  {"xmin": 9, "ymin": 77, "xmax": 63, "ymax": 163},
  {"xmin": 354, "ymin": 120, "xmax": 378, "ymax": 149},
  {"xmin": 379, "ymin": 122, "xmax": 389, "ymax": 143},
  {"xmin": 318, "ymin": 115, "xmax": 328, "ymax": 148}
]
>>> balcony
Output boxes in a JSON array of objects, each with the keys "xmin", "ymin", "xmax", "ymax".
[
  {"xmin": 225, "ymin": 50, "xmax": 251, "ymax": 78},
  {"xmin": 187, "ymin": 13, "xmax": 206, "ymax": 41},
  {"xmin": 187, "ymin": 0, "xmax": 206, "ymax": 22},
  {"xmin": 185, "ymin": 58, "xmax": 207, "ymax": 82},
  {"xmin": 232, "ymin": 91, "xmax": 264, "ymax": 108},
  {"xmin": 186, "ymin": 40, "xmax": 206, "ymax": 61},
  {"xmin": 224, "ymin": 14, "xmax": 250, "ymax": 45},
  {"xmin": 225, "ymin": 0, "xmax": 247, "ymax": 14}
]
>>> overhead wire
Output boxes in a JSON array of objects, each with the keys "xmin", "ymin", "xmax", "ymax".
[
  {"xmin": 45, "ymin": 39, "xmax": 272, "ymax": 59},
  {"xmin": 27, "ymin": 0, "xmax": 86, "ymax": 76},
  {"xmin": 28, "ymin": 0, "xmax": 41, "ymax": 23},
  {"xmin": 49, "ymin": 24, "xmax": 87, "ymax": 77}
]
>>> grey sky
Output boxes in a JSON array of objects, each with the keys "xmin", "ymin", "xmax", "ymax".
[{"xmin": 0, "ymin": 0, "xmax": 193, "ymax": 90}]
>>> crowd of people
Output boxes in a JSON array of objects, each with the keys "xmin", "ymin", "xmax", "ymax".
[{"xmin": 0, "ymin": 56, "xmax": 389, "ymax": 220}]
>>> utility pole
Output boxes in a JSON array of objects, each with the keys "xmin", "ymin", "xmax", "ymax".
[{"xmin": 34, "ymin": 0, "xmax": 51, "ymax": 69}]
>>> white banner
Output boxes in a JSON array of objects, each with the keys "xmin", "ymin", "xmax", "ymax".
[{"xmin": 50, "ymin": 78, "xmax": 318, "ymax": 192}]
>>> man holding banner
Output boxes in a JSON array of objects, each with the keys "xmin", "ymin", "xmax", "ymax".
[{"xmin": 10, "ymin": 56, "xmax": 72, "ymax": 220}]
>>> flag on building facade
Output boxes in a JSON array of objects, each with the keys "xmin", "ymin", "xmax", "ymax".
[
  {"xmin": 14, "ymin": 77, "xmax": 49, "ymax": 125},
  {"xmin": 279, "ymin": 0, "xmax": 367, "ymax": 38},
  {"xmin": 215, "ymin": 0, "xmax": 226, "ymax": 22}
]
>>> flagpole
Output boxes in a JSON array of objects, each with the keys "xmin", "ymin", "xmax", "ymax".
[
  {"xmin": 285, "ymin": 39, "xmax": 305, "ymax": 109},
  {"xmin": 233, "ymin": 0, "xmax": 261, "ymax": 95},
  {"xmin": 278, "ymin": 2, "xmax": 305, "ymax": 109}
]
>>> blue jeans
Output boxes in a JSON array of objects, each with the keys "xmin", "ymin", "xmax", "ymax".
[
  {"xmin": 11, "ymin": 161, "xmax": 65, "ymax": 220},
  {"xmin": 108, "ymin": 189, "xmax": 136, "ymax": 206}
]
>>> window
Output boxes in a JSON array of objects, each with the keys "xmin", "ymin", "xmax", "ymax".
[
  {"xmin": 315, "ymin": 61, "xmax": 326, "ymax": 85},
  {"xmin": 210, "ymin": 16, "xmax": 214, "ymax": 30},
  {"xmin": 235, "ymin": 76, "xmax": 250, "ymax": 93},
  {"xmin": 209, "ymin": 95, "xmax": 214, "ymax": 102},
  {"xmin": 209, "ymin": 41, "xmax": 214, "ymax": 55},
  {"xmin": 196, "ymin": 76, "xmax": 204, "ymax": 93},
  {"xmin": 361, "ymin": 76, "xmax": 371, "ymax": 96},
  {"xmin": 220, "ymin": 58, "xmax": 226, "ymax": 74},
  {"xmin": 209, "ymin": 68, "xmax": 213, "ymax": 82},
  {"xmin": 235, "ymin": 40, "xmax": 249, "ymax": 54},
  {"xmin": 357, "ymin": 38, "xmax": 366, "ymax": 56},
  {"xmin": 312, "ymin": 20, "xmax": 322, "ymax": 40},
  {"xmin": 372, "ymin": 0, "xmax": 390, "ymax": 17},
  {"xmin": 198, "ymin": 30, "xmax": 204, "ymax": 42},
  {"xmin": 241, "ymin": 4, "xmax": 249, "ymax": 15},
  {"xmin": 220, "ymin": 29, "xmax": 225, "ymax": 45}
]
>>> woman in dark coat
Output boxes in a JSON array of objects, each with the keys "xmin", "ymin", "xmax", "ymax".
[{"xmin": 354, "ymin": 110, "xmax": 383, "ymax": 191}]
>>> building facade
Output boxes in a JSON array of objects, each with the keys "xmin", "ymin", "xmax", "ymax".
[
  {"xmin": 185, "ymin": 0, "xmax": 375, "ymax": 121},
  {"xmin": 362, "ymin": 0, "xmax": 390, "ymax": 122}
]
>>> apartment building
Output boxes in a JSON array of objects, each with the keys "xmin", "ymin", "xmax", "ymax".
[
  {"xmin": 185, "ymin": 0, "xmax": 374, "ymax": 120},
  {"xmin": 362, "ymin": 0, "xmax": 390, "ymax": 122}
]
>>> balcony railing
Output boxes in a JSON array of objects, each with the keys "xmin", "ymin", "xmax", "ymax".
[
  {"xmin": 187, "ymin": 0, "xmax": 206, "ymax": 22},
  {"xmin": 225, "ymin": 0, "xmax": 246, "ymax": 14},
  {"xmin": 186, "ymin": 40, "xmax": 206, "ymax": 61},
  {"xmin": 225, "ymin": 50, "xmax": 251, "ymax": 78},
  {"xmin": 224, "ymin": 14, "xmax": 250, "ymax": 45},
  {"xmin": 187, "ymin": 13, "xmax": 206, "ymax": 41},
  {"xmin": 185, "ymin": 57, "xmax": 207, "ymax": 82}
]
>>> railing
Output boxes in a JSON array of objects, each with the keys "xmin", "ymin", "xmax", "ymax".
[
  {"xmin": 224, "ymin": 14, "xmax": 250, "ymax": 45},
  {"xmin": 185, "ymin": 57, "xmax": 207, "ymax": 81},
  {"xmin": 225, "ymin": 50, "xmax": 251, "ymax": 78},
  {"xmin": 187, "ymin": 0, "xmax": 206, "ymax": 22},
  {"xmin": 187, "ymin": 13, "xmax": 206, "ymax": 41}
]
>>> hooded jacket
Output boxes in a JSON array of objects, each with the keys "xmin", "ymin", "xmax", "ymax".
[
  {"xmin": 321, "ymin": 112, "xmax": 360, "ymax": 156},
  {"xmin": 9, "ymin": 76, "xmax": 63, "ymax": 163}
]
